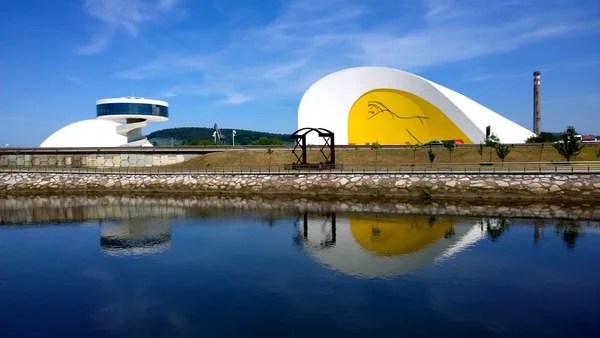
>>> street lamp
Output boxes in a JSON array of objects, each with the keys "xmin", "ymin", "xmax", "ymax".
[
  {"xmin": 212, "ymin": 131, "xmax": 217, "ymax": 145},
  {"xmin": 232, "ymin": 130, "xmax": 236, "ymax": 146}
]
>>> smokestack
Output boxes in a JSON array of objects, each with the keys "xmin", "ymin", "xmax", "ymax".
[{"xmin": 533, "ymin": 71, "xmax": 541, "ymax": 135}]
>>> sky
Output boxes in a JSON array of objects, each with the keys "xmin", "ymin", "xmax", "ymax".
[{"xmin": 1, "ymin": 0, "xmax": 599, "ymax": 146}]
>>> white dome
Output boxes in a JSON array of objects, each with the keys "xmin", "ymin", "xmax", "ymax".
[
  {"xmin": 298, "ymin": 67, "xmax": 535, "ymax": 145},
  {"xmin": 40, "ymin": 119, "xmax": 127, "ymax": 147}
]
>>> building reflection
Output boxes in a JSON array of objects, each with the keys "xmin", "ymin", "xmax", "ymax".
[
  {"xmin": 100, "ymin": 218, "xmax": 172, "ymax": 256},
  {"xmin": 297, "ymin": 213, "xmax": 488, "ymax": 278}
]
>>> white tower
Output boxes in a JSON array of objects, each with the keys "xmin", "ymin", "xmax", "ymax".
[{"xmin": 96, "ymin": 97, "xmax": 169, "ymax": 146}]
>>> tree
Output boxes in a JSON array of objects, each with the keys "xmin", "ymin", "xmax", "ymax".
[
  {"xmin": 266, "ymin": 148, "xmax": 274, "ymax": 168},
  {"xmin": 485, "ymin": 133, "xmax": 500, "ymax": 162},
  {"xmin": 427, "ymin": 148, "xmax": 436, "ymax": 168},
  {"xmin": 370, "ymin": 141, "xmax": 381, "ymax": 169},
  {"xmin": 477, "ymin": 143, "xmax": 484, "ymax": 163},
  {"xmin": 485, "ymin": 133, "xmax": 500, "ymax": 147},
  {"xmin": 443, "ymin": 141, "xmax": 455, "ymax": 164},
  {"xmin": 406, "ymin": 142, "xmax": 419, "ymax": 164},
  {"xmin": 553, "ymin": 126, "xmax": 583, "ymax": 162},
  {"xmin": 495, "ymin": 143, "xmax": 511, "ymax": 165},
  {"xmin": 411, "ymin": 144, "xmax": 419, "ymax": 164}
]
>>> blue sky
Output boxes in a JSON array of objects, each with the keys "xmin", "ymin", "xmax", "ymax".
[{"xmin": 1, "ymin": 0, "xmax": 599, "ymax": 146}]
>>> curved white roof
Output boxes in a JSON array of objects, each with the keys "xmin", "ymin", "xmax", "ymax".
[
  {"xmin": 298, "ymin": 67, "xmax": 534, "ymax": 144},
  {"xmin": 96, "ymin": 97, "xmax": 169, "ymax": 107},
  {"xmin": 40, "ymin": 119, "xmax": 127, "ymax": 147}
]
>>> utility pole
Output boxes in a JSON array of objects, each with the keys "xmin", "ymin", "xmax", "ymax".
[{"xmin": 232, "ymin": 130, "xmax": 236, "ymax": 146}]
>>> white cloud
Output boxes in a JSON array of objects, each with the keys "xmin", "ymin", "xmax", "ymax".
[
  {"xmin": 156, "ymin": 0, "xmax": 180, "ymax": 11},
  {"xmin": 219, "ymin": 93, "xmax": 252, "ymax": 105},
  {"xmin": 114, "ymin": 55, "xmax": 207, "ymax": 79},
  {"xmin": 76, "ymin": 36, "xmax": 110, "ymax": 55},
  {"xmin": 157, "ymin": 81, "xmax": 212, "ymax": 98},
  {"xmin": 113, "ymin": 0, "xmax": 599, "ymax": 102},
  {"xmin": 77, "ymin": 0, "xmax": 182, "ymax": 55}
]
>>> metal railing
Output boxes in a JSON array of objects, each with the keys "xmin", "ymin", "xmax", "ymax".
[
  {"xmin": 1, "ymin": 161, "xmax": 599, "ymax": 175},
  {"xmin": 4, "ymin": 142, "xmax": 599, "ymax": 154}
]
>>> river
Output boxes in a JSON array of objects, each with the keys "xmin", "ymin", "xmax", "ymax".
[{"xmin": 1, "ymin": 195, "xmax": 599, "ymax": 337}]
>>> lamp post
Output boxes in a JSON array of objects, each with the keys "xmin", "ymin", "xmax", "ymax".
[
  {"xmin": 232, "ymin": 130, "xmax": 236, "ymax": 146},
  {"xmin": 212, "ymin": 131, "xmax": 217, "ymax": 145}
]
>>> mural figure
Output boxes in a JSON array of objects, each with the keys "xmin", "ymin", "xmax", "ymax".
[
  {"xmin": 367, "ymin": 101, "xmax": 430, "ymax": 144},
  {"xmin": 367, "ymin": 101, "xmax": 429, "ymax": 124}
]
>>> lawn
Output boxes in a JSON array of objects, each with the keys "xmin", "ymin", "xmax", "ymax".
[{"xmin": 173, "ymin": 144, "xmax": 600, "ymax": 169}]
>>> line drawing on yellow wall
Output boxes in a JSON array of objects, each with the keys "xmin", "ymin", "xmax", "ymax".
[{"xmin": 367, "ymin": 101, "xmax": 429, "ymax": 124}]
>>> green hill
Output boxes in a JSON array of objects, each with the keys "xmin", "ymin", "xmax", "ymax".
[{"xmin": 147, "ymin": 127, "xmax": 293, "ymax": 146}]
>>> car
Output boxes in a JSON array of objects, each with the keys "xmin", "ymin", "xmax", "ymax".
[{"xmin": 422, "ymin": 140, "xmax": 444, "ymax": 147}]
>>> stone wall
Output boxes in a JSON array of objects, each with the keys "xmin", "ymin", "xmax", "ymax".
[
  {"xmin": 1, "ymin": 172, "xmax": 599, "ymax": 202},
  {"xmin": 0, "ymin": 153, "xmax": 197, "ymax": 168}
]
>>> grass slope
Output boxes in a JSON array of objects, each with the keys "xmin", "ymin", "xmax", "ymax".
[{"xmin": 175, "ymin": 144, "xmax": 600, "ymax": 169}]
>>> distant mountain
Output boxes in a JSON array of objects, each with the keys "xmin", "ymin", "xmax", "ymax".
[{"xmin": 147, "ymin": 127, "xmax": 293, "ymax": 146}]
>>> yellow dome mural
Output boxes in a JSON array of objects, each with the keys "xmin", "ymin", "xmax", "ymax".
[
  {"xmin": 349, "ymin": 215, "xmax": 456, "ymax": 256},
  {"xmin": 348, "ymin": 89, "xmax": 472, "ymax": 145}
]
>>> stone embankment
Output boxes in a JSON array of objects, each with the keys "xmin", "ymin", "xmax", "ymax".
[
  {"xmin": 0, "ymin": 153, "xmax": 196, "ymax": 168},
  {"xmin": 1, "ymin": 173, "xmax": 599, "ymax": 201}
]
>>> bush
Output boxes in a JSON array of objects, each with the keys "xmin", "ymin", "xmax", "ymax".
[
  {"xmin": 186, "ymin": 140, "xmax": 219, "ymax": 146},
  {"xmin": 526, "ymin": 132, "xmax": 557, "ymax": 143},
  {"xmin": 251, "ymin": 137, "xmax": 283, "ymax": 146}
]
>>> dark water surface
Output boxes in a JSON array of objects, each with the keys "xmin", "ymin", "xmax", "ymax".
[{"xmin": 1, "ymin": 195, "xmax": 599, "ymax": 337}]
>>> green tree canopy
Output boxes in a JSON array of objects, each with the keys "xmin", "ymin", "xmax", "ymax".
[
  {"xmin": 147, "ymin": 127, "xmax": 292, "ymax": 146},
  {"xmin": 553, "ymin": 126, "xmax": 583, "ymax": 162},
  {"xmin": 485, "ymin": 133, "xmax": 500, "ymax": 147},
  {"xmin": 427, "ymin": 148, "xmax": 436, "ymax": 167},
  {"xmin": 495, "ymin": 143, "xmax": 512, "ymax": 165}
]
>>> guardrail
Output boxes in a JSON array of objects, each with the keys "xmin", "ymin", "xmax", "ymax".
[
  {"xmin": 1, "ymin": 161, "xmax": 599, "ymax": 175},
  {"xmin": 4, "ymin": 142, "xmax": 599, "ymax": 154}
]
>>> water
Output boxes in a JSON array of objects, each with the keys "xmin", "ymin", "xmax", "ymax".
[{"xmin": 1, "ymin": 195, "xmax": 599, "ymax": 337}]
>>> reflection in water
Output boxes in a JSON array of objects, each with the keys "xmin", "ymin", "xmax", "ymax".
[
  {"xmin": 2, "ymin": 196, "xmax": 600, "ymax": 337},
  {"xmin": 297, "ymin": 213, "xmax": 488, "ymax": 278},
  {"xmin": 555, "ymin": 220, "xmax": 582, "ymax": 249},
  {"xmin": 100, "ymin": 218, "xmax": 172, "ymax": 256},
  {"xmin": 482, "ymin": 218, "xmax": 511, "ymax": 242}
]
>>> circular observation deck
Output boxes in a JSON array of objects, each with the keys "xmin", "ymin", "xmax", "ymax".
[{"xmin": 96, "ymin": 97, "xmax": 169, "ymax": 146}]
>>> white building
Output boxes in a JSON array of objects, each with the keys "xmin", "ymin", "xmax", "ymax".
[
  {"xmin": 40, "ymin": 97, "xmax": 169, "ymax": 148},
  {"xmin": 298, "ymin": 67, "xmax": 534, "ymax": 145}
]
